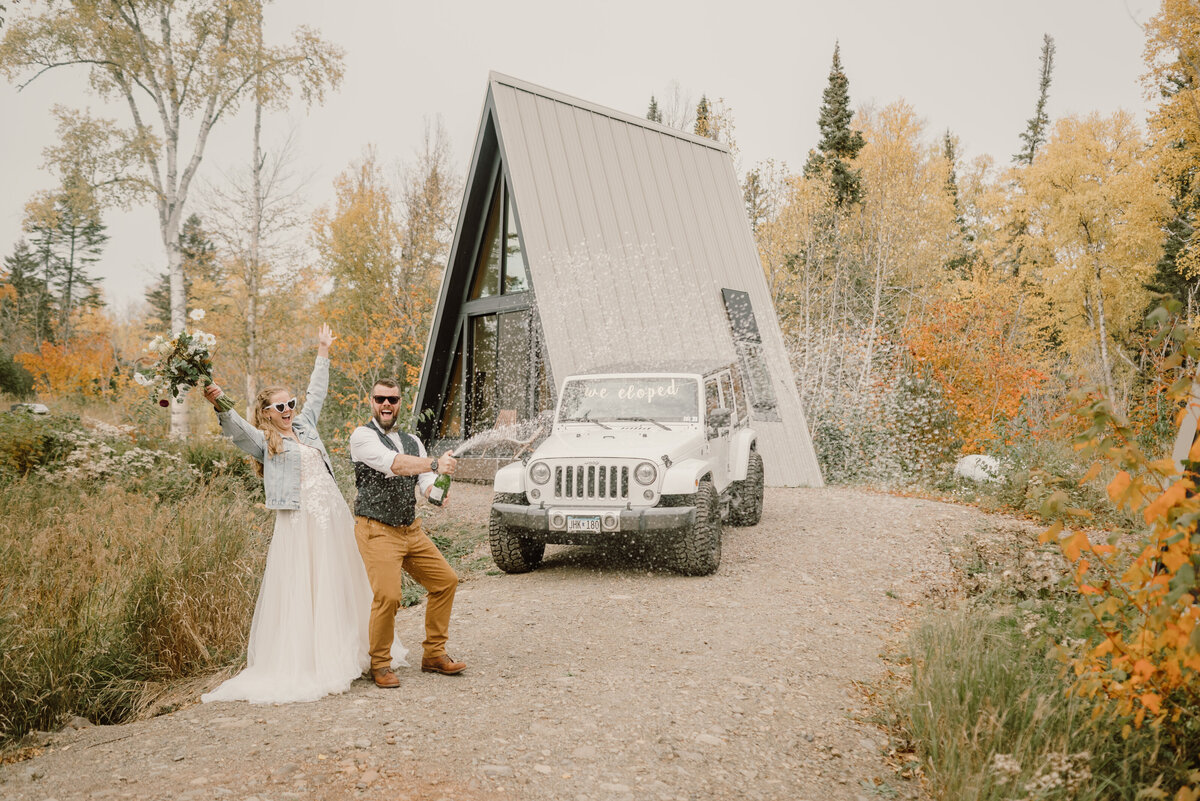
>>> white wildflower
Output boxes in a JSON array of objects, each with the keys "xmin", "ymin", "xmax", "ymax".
[
  {"xmin": 989, "ymin": 753, "xmax": 1022, "ymax": 785},
  {"xmin": 189, "ymin": 308, "xmax": 206, "ymax": 321},
  {"xmin": 134, "ymin": 372, "xmax": 152, "ymax": 387},
  {"xmin": 1022, "ymin": 752, "xmax": 1092, "ymax": 796}
]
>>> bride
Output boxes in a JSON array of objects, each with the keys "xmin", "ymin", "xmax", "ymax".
[{"xmin": 200, "ymin": 323, "xmax": 402, "ymax": 704}]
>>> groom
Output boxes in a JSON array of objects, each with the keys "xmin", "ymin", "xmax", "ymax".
[{"xmin": 348, "ymin": 378, "xmax": 465, "ymax": 688}]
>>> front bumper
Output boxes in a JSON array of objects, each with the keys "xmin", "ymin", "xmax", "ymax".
[{"xmin": 492, "ymin": 503, "xmax": 695, "ymax": 543}]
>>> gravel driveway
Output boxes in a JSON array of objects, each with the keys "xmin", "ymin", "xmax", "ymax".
[{"xmin": 1, "ymin": 483, "xmax": 990, "ymax": 801}]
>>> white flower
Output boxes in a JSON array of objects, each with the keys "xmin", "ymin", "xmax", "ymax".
[
  {"xmin": 189, "ymin": 308, "xmax": 206, "ymax": 321},
  {"xmin": 134, "ymin": 372, "xmax": 152, "ymax": 387}
]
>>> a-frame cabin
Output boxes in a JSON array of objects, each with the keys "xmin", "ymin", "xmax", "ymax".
[{"xmin": 414, "ymin": 73, "xmax": 824, "ymax": 487}]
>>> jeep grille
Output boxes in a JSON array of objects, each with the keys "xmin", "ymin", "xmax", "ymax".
[{"xmin": 554, "ymin": 463, "xmax": 630, "ymax": 500}]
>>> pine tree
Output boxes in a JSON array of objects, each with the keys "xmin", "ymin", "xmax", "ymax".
[
  {"xmin": 25, "ymin": 209, "xmax": 60, "ymax": 343},
  {"xmin": 50, "ymin": 180, "xmax": 107, "ymax": 340},
  {"xmin": 942, "ymin": 130, "xmax": 974, "ymax": 275},
  {"xmin": 0, "ymin": 239, "xmax": 56, "ymax": 351},
  {"xmin": 1014, "ymin": 34, "xmax": 1055, "ymax": 166},
  {"xmin": 803, "ymin": 43, "xmax": 866, "ymax": 207},
  {"xmin": 146, "ymin": 213, "xmax": 218, "ymax": 331},
  {"xmin": 694, "ymin": 94, "xmax": 712, "ymax": 138},
  {"xmin": 647, "ymin": 95, "xmax": 662, "ymax": 124}
]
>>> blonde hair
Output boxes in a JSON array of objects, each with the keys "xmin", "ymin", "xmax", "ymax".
[{"xmin": 249, "ymin": 385, "xmax": 291, "ymax": 477}]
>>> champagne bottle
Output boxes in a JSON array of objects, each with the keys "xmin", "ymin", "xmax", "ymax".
[{"xmin": 427, "ymin": 471, "xmax": 452, "ymax": 507}]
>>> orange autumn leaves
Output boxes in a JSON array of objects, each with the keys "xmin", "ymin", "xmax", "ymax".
[
  {"xmin": 1041, "ymin": 382, "xmax": 1200, "ymax": 733},
  {"xmin": 903, "ymin": 287, "xmax": 1049, "ymax": 452}
]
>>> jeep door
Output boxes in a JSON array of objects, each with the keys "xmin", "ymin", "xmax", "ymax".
[{"xmin": 704, "ymin": 376, "xmax": 731, "ymax": 490}]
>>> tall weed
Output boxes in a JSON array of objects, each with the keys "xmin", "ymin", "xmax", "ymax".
[
  {"xmin": 908, "ymin": 609, "xmax": 1195, "ymax": 800},
  {"xmin": 0, "ymin": 476, "xmax": 270, "ymax": 742}
]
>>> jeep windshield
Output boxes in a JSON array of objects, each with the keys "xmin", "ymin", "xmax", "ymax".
[{"xmin": 557, "ymin": 377, "xmax": 700, "ymax": 423}]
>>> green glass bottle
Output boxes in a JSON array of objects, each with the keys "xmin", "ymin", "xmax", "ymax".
[{"xmin": 428, "ymin": 471, "xmax": 452, "ymax": 506}]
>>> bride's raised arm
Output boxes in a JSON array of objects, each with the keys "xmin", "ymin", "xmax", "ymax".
[{"xmin": 297, "ymin": 324, "xmax": 335, "ymax": 429}]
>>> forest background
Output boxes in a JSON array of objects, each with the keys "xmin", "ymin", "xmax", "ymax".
[{"xmin": 1, "ymin": 1, "xmax": 1199, "ymax": 799}]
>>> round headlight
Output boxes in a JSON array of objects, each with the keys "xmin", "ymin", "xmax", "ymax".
[
  {"xmin": 634, "ymin": 461, "xmax": 658, "ymax": 485},
  {"xmin": 529, "ymin": 462, "xmax": 551, "ymax": 484}
]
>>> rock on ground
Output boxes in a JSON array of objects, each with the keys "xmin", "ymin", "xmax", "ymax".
[{"xmin": 0, "ymin": 483, "xmax": 1001, "ymax": 800}]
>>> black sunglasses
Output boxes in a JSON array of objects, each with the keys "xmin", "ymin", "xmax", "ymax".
[
  {"xmin": 264, "ymin": 398, "xmax": 297, "ymax": 413},
  {"xmin": 373, "ymin": 395, "xmax": 401, "ymax": 405}
]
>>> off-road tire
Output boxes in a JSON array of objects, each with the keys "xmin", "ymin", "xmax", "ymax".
[
  {"xmin": 728, "ymin": 450, "xmax": 764, "ymax": 526},
  {"xmin": 667, "ymin": 480, "xmax": 722, "ymax": 576},
  {"xmin": 489, "ymin": 492, "xmax": 545, "ymax": 573}
]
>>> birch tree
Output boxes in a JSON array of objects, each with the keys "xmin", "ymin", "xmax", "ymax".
[
  {"xmin": 201, "ymin": 128, "xmax": 306, "ymax": 409},
  {"xmin": 0, "ymin": 0, "xmax": 342, "ymax": 435}
]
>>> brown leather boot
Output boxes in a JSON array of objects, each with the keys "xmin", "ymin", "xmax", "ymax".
[
  {"xmin": 372, "ymin": 667, "xmax": 400, "ymax": 688},
  {"xmin": 421, "ymin": 654, "xmax": 466, "ymax": 675}
]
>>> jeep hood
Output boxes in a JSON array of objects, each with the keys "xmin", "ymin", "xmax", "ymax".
[{"xmin": 531, "ymin": 426, "xmax": 704, "ymax": 463}]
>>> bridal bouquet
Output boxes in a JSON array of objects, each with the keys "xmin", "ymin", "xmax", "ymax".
[{"xmin": 135, "ymin": 309, "xmax": 235, "ymax": 411}]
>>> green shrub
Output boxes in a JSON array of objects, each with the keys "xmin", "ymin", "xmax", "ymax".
[
  {"xmin": 0, "ymin": 411, "xmax": 79, "ymax": 480},
  {"xmin": 0, "ymin": 351, "xmax": 34, "ymax": 399},
  {"xmin": 930, "ymin": 437, "xmax": 1140, "ymax": 532}
]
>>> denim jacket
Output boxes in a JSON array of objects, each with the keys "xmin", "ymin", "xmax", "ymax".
[{"xmin": 216, "ymin": 356, "xmax": 334, "ymax": 510}]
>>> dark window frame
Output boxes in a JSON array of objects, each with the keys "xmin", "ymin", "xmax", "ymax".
[
  {"xmin": 445, "ymin": 168, "xmax": 542, "ymax": 437},
  {"xmin": 721, "ymin": 288, "xmax": 780, "ymax": 422}
]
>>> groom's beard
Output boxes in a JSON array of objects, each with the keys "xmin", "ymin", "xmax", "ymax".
[{"xmin": 373, "ymin": 411, "xmax": 396, "ymax": 432}]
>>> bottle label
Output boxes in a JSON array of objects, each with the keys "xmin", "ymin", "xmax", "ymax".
[{"xmin": 430, "ymin": 484, "xmax": 444, "ymax": 502}]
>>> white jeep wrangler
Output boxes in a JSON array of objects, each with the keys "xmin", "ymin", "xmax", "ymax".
[{"xmin": 489, "ymin": 364, "xmax": 764, "ymax": 576}]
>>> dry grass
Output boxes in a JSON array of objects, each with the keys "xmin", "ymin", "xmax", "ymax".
[
  {"xmin": 0, "ymin": 475, "xmax": 271, "ymax": 743},
  {"xmin": 907, "ymin": 604, "xmax": 1198, "ymax": 800}
]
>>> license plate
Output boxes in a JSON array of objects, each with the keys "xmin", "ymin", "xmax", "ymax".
[{"xmin": 566, "ymin": 515, "xmax": 601, "ymax": 533}]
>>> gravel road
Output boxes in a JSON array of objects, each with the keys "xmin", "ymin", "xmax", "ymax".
[{"xmin": 0, "ymin": 482, "xmax": 995, "ymax": 801}]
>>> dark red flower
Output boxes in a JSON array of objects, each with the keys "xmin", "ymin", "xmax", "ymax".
[{"xmin": 159, "ymin": 399, "xmax": 170, "ymax": 408}]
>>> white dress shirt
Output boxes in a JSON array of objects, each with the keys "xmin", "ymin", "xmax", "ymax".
[{"xmin": 349, "ymin": 423, "xmax": 437, "ymax": 496}]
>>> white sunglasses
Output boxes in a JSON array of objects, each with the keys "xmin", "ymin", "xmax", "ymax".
[{"xmin": 264, "ymin": 398, "xmax": 297, "ymax": 413}]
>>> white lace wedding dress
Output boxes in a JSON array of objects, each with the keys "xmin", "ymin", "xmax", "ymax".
[{"xmin": 203, "ymin": 442, "xmax": 404, "ymax": 704}]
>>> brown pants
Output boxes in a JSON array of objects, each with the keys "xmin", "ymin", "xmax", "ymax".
[{"xmin": 353, "ymin": 515, "xmax": 459, "ymax": 670}]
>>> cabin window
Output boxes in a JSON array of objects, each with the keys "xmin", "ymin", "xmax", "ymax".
[
  {"xmin": 468, "ymin": 315, "xmax": 499, "ymax": 430},
  {"xmin": 469, "ymin": 182, "xmax": 503, "ymax": 300},
  {"xmin": 721, "ymin": 288, "xmax": 780, "ymax": 421},
  {"xmin": 464, "ymin": 309, "xmax": 535, "ymax": 435},
  {"xmin": 504, "ymin": 196, "xmax": 530, "ymax": 293},
  {"xmin": 470, "ymin": 179, "xmax": 529, "ymax": 300},
  {"xmin": 447, "ymin": 170, "xmax": 543, "ymax": 437}
]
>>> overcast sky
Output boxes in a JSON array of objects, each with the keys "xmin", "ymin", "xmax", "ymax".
[{"xmin": 0, "ymin": 0, "xmax": 1161, "ymax": 310}]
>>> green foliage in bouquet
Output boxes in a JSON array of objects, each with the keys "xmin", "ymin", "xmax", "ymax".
[{"xmin": 136, "ymin": 320, "xmax": 235, "ymax": 411}]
